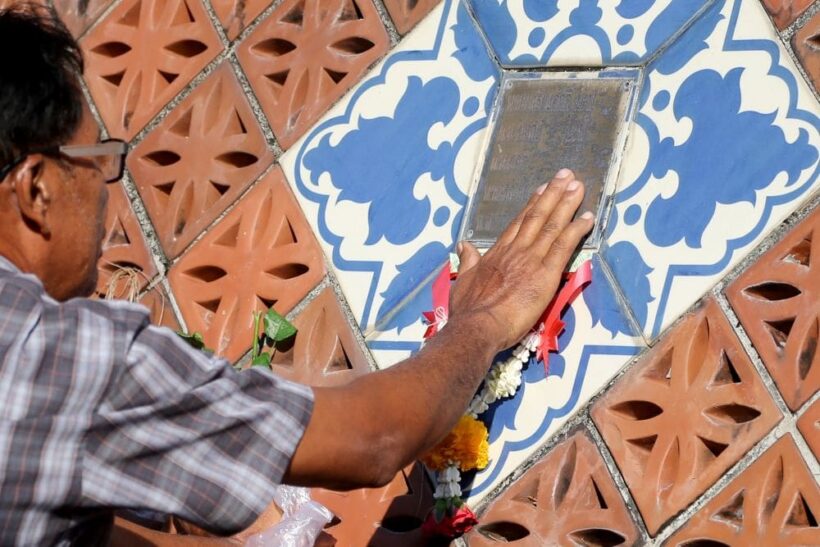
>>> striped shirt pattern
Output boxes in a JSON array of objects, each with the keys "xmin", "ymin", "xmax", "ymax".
[{"xmin": 0, "ymin": 257, "xmax": 314, "ymax": 545}]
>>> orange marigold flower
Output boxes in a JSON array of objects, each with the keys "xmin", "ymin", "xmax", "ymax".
[{"xmin": 422, "ymin": 415, "xmax": 489, "ymax": 472}]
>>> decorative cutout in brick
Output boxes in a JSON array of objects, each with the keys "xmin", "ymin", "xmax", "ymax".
[
  {"xmin": 268, "ymin": 289, "xmax": 370, "ymax": 387},
  {"xmin": 666, "ymin": 435, "xmax": 820, "ymax": 546},
  {"xmin": 798, "ymin": 400, "xmax": 820, "ymax": 462},
  {"xmin": 53, "ymin": 0, "xmax": 114, "ymax": 37},
  {"xmin": 210, "ymin": 0, "xmax": 269, "ymax": 40},
  {"xmin": 312, "ymin": 462, "xmax": 434, "ymax": 546},
  {"xmin": 168, "ymin": 167, "xmax": 325, "ymax": 362},
  {"xmin": 81, "ymin": 0, "xmax": 222, "ymax": 140},
  {"xmin": 139, "ymin": 285, "xmax": 181, "ymax": 330},
  {"xmin": 792, "ymin": 11, "xmax": 820, "ymax": 98},
  {"xmin": 129, "ymin": 64, "xmax": 273, "ymax": 259},
  {"xmin": 467, "ymin": 431, "xmax": 639, "ymax": 546},
  {"xmin": 591, "ymin": 299, "xmax": 781, "ymax": 535},
  {"xmin": 237, "ymin": 0, "xmax": 389, "ymax": 149},
  {"xmin": 760, "ymin": 0, "xmax": 813, "ymax": 29},
  {"xmin": 727, "ymin": 206, "xmax": 820, "ymax": 411},
  {"xmin": 382, "ymin": 0, "xmax": 440, "ymax": 35},
  {"xmin": 95, "ymin": 183, "xmax": 157, "ymax": 299}
]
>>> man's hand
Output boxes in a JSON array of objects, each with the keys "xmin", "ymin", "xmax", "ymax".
[
  {"xmin": 450, "ymin": 168, "xmax": 593, "ymax": 351},
  {"xmin": 285, "ymin": 169, "xmax": 593, "ymax": 490}
]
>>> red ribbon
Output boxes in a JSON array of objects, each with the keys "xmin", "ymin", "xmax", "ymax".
[
  {"xmin": 422, "ymin": 261, "xmax": 453, "ymax": 339},
  {"xmin": 535, "ymin": 259, "xmax": 593, "ymax": 373}
]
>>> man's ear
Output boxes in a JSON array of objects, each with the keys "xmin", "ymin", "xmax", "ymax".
[{"xmin": 11, "ymin": 154, "xmax": 53, "ymax": 237}]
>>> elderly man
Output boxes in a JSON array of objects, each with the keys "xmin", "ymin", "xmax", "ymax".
[{"xmin": 0, "ymin": 5, "xmax": 593, "ymax": 545}]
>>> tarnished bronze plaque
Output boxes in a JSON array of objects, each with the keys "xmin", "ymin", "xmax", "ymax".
[{"xmin": 463, "ymin": 75, "xmax": 633, "ymax": 247}]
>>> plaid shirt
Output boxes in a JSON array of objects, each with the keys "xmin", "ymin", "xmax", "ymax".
[{"xmin": 0, "ymin": 257, "xmax": 314, "ymax": 546}]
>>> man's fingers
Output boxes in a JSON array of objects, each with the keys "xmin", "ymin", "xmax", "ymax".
[
  {"xmin": 541, "ymin": 212, "xmax": 595, "ymax": 273},
  {"xmin": 496, "ymin": 169, "xmax": 573, "ymax": 247},
  {"xmin": 457, "ymin": 240, "xmax": 481, "ymax": 274},
  {"xmin": 513, "ymin": 169, "xmax": 576, "ymax": 246},
  {"xmin": 530, "ymin": 179, "xmax": 587, "ymax": 256}
]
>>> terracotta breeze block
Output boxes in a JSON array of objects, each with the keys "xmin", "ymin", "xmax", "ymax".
[
  {"xmin": 53, "ymin": 0, "xmax": 114, "ymax": 37},
  {"xmin": 726, "ymin": 206, "xmax": 820, "ymax": 411},
  {"xmin": 210, "ymin": 0, "xmax": 269, "ymax": 40},
  {"xmin": 382, "ymin": 0, "xmax": 440, "ymax": 35},
  {"xmin": 168, "ymin": 167, "xmax": 325, "ymax": 362},
  {"xmin": 95, "ymin": 182, "xmax": 157, "ymax": 299},
  {"xmin": 129, "ymin": 63, "xmax": 274, "ymax": 259},
  {"xmin": 237, "ymin": 0, "xmax": 390, "ymax": 149},
  {"xmin": 797, "ymin": 400, "xmax": 820, "ymax": 461},
  {"xmin": 81, "ymin": 0, "xmax": 222, "ymax": 140},
  {"xmin": 665, "ymin": 435, "xmax": 820, "ymax": 546},
  {"xmin": 760, "ymin": 0, "xmax": 813, "ymax": 29},
  {"xmin": 591, "ymin": 298, "xmax": 781, "ymax": 535},
  {"xmin": 467, "ymin": 431, "xmax": 639, "ymax": 546},
  {"xmin": 792, "ymin": 11, "xmax": 820, "ymax": 99},
  {"xmin": 269, "ymin": 288, "xmax": 370, "ymax": 387},
  {"xmin": 312, "ymin": 462, "xmax": 434, "ymax": 546}
]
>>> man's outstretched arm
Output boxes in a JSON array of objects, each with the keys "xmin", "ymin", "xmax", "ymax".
[{"xmin": 285, "ymin": 169, "xmax": 593, "ymax": 490}]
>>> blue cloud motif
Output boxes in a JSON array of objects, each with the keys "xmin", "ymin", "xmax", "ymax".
[
  {"xmin": 586, "ymin": 253, "xmax": 643, "ymax": 337},
  {"xmin": 376, "ymin": 242, "xmax": 449, "ymax": 331},
  {"xmin": 452, "ymin": 2, "xmax": 500, "ymax": 86},
  {"xmin": 643, "ymin": 67, "xmax": 818, "ymax": 249},
  {"xmin": 601, "ymin": 242, "xmax": 653, "ymax": 331},
  {"xmin": 303, "ymin": 76, "xmax": 460, "ymax": 247},
  {"xmin": 616, "ymin": 0, "xmax": 653, "ymax": 18}
]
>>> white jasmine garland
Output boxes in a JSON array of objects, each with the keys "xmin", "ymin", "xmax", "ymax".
[
  {"xmin": 434, "ymin": 464, "xmax": 463, "ymax": 500},
  {"xmin": 467, "ymin": 332, "xmax": 540, "ymax": 418}
]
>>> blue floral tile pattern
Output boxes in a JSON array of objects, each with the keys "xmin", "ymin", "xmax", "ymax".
[
  {"xmin": 468, "ymin": 0, "xmax": 709, "ymax": 67},
  {"xmin": 367, "ymin": 257, "xmax": 644, "ymax": 503},
  {"xmin": 280, "ymin": 0, "xmax": 499, "ymax": 333},
  {"xmin": 603, "ymin": 0, "xmax": 820, "ymax": 340}
]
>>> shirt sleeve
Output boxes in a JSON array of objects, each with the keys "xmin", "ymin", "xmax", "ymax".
[{"xmin": 81, "ymin": 322, "xmax": 314, "ymax": 534}]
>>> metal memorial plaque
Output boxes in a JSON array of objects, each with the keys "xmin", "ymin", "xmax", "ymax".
[{"xmin": 463, "ymin": 75, "xmax": 633, "ymax": 248}]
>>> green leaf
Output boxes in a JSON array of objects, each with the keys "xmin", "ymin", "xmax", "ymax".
[
  {"xmin": 263, "ymin": 309, "xmax": 297, "ymax": 343},
  {"xmin": 251, "ymin": 353, "xmax": 272, "ymax": 368},
  {"xmin": 176, "ymin": 331, "xmax": 209, "ymax": 351}
]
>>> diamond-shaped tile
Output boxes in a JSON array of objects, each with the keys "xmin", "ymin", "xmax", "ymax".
[
  {"xmin": 81, "ymin": 0, "xmax": 223, "ymax": 140},
  {"xmin": 592, "ymin": 298, "xmax": 782, "ymax": 535},
  {"xmin": 128, "ymin": 63, "xmax": 274, "ymax": 259},
  {"xmin": 603, "ymin": 0, "xmax": 820, "ymax": 340},
  {"xmin": 279, "ymin": 1, "xmax": 499, "ymax": 333},
  {"xmin": 312, "ymin": 462, "xmax": 434, "ymax": 546},
  {"xmin": 95, "ymin": 182, "xmax": 157, "ymax": 299},
  {"xmin": 665, "ymin": 435, "xmax": 820, "ymax": 546},
  {"xmin": 726, "ymin": 206, "xmax": 820, "ymax": 411},
  {"xmin": 760, "ymin": 0, "xmax": 813, "ymax": 29},
  {"xmin": 168, "ymin": 166, "xmax": 325, "ymax": 362},
  {"xmin": 792, "ymin": 9, "xmax": 820, "ymax": 94},
  {"xmin": 798, "ymin": 400, "xmax": 820, "ymax": 462},
  {"xmin": 268, "ymin": 288, "xmax": 370, "ymax": 387},
  {"xmin": 236, "ymin": 0, "xmax": 390, "ymax": 150},
  {"xmin": 467, "ymin": 431, "xmax": 639, "ymax": 546},
  {"xmin": 383, "ymin": 0, "xmax": 440, "ymax": 35}
]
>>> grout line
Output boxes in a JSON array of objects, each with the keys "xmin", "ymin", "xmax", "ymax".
[
  {"xmin": 228, "ymin": 54, "xmax": 284, "ymax": 157},
  {"xmin": 370, "ymin": 0, "xmax": 401, "ymax": 46},
  {"xmin": 118, "ymin": 169, "xmax": 169, "ymax": 275},
  {"xmin": 584, "ymin": 416, "xmax": 652, "ymax": 546},
  {"xmin": 641, "ymin": 0, "xmax": 719, "ymax": 68},
  {"xmin": 781, "ymin": 0, "xmax": 820, "ymax": 39},
  {"xmin": 322, "ymin": 269, "xmax": 382, "ymax": 372}
]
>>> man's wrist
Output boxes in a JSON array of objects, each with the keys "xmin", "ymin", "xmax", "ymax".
[{"xmin": 438, "ymin": 312, "xmax": 507, "ymax": 362}]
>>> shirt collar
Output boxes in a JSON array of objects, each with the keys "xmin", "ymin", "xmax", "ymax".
[{"xmin": 0, "ymin": 255, "xmax": 21, "ymax": 274}]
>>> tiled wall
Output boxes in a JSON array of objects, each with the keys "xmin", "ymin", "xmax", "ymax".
[{"xmin": 7, "ymin": 0, "xmax": 819, "ymax": 543}]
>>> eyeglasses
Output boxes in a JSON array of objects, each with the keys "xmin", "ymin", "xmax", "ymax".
[{"xmin": 0, "ymin": 139, "xmax": 128, "ymax": 183}]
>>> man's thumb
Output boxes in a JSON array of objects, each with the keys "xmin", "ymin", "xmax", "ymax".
[{"xmin": 457, "ymin": 241, "xmax": 481, "ymax": 273}]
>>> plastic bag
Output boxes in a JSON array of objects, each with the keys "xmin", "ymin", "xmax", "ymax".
[{"xmin": 244, "ymin": 485, "xmax": 333, "ymax": 547}]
